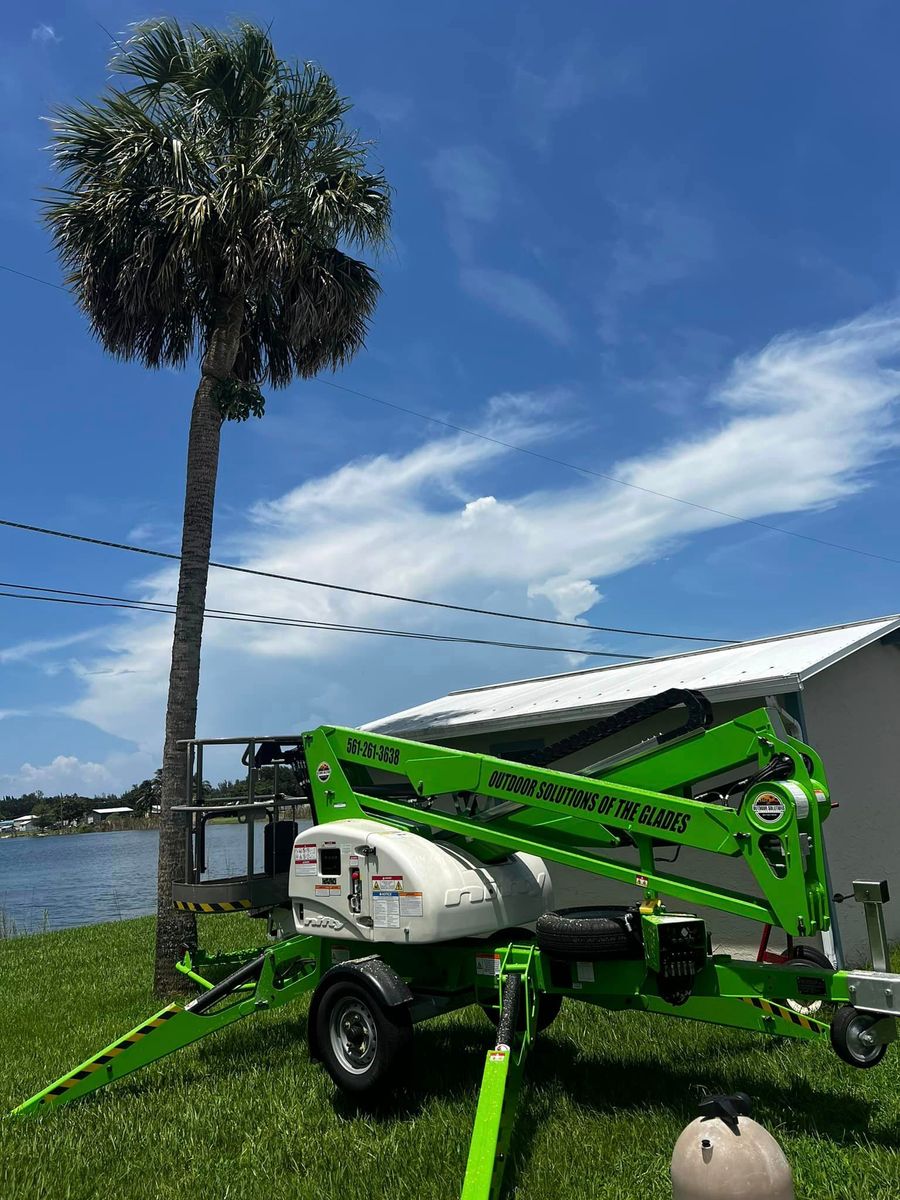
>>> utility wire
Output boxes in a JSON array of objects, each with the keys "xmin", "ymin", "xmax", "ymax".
[
  {"xmin": 0, "ymin": 581, "xmax": 650, "ymax": 660},
  {"xmin": 6, "ymin": 261, "xmax": 895, "ymax": 570},
  {"xmin": 0, "ymin": 263, "xmax": 67, "ymax": 291},
  {"xmin": 0, "ymin": 518, "xmax": 730, "ymax": 644}
]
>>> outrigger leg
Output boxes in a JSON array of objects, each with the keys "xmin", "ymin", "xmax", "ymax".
[
  {"xmin": 462, "ymin": 950, "xmax": 536, "ymax": 1200},
  {"xmin": 13, "ymin": 936, "xmax": 322, "ymax": 1117}
]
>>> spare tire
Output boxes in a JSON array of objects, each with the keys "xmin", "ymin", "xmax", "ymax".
[{"xmin": 536, "ymin": 905, "xmax": 643, "ymax": 961}]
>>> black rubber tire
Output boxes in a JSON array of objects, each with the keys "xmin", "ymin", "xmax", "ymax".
[
  {"xmin": 480, "ymin": 991, "xmax": 563, "ymax": 1034},
  {"xmin": 778, "ymin": 944, "xmax": 834, "ymax": 1016},
  {"xmin": 786, "ymin": 944, "xmax": 833, "ymax": 971},
  {"xmin": 314, "ymin": 978, "xmax": 413, "ymax": 1095},
  {"xmin": 535, "ymin": 906, "xmax": 643, "ymax": 961},
  {"xmin": 830, "ymin": 1003, "xmax": 889, "ymax": 1068}
]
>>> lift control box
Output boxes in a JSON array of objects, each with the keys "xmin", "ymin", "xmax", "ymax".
[
  {"xmin": 287, "ymin": 819, "xmax": 553, "ymax": 944},
  {"xmin": 642, "ymin": 913, "xmax": 708, "ymax": 978}
]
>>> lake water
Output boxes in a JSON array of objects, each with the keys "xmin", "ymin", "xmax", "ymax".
[{"xmin": 0, "ymin": 822, "xmax": 308, "ymax": 935}]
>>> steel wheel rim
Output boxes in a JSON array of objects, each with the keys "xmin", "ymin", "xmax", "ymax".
[
  {"xmin": 846, "ymin": 1014, "xmax": 882, "ymax": 1062},
  {"xmin": 330, "ymin": 997, "xmax": 378, "ymax": 1074}
]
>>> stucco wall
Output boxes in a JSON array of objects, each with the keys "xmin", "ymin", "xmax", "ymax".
[{"xmin": 801, "ymin": 639, "xmax": 900, "ymax": 964}]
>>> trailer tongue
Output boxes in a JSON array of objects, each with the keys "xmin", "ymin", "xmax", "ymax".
[{"xmin": 13, "ymin": 690, "xmax": 900, "ymax": 1197}]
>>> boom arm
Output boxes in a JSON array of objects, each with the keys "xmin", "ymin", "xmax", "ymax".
[{"xmin": 304, "ymin": 705, "xmax": 832, "ymax": 937}]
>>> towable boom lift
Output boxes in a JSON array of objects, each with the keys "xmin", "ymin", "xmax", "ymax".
[{"xmin": 13, "ymin": 690, "xmax": 900, "ymax": 1199}]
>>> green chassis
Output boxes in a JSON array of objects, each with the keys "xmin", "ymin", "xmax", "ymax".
[{"xmin": 11, "ymin": 704, "xmax": 899, "ymax": 1200}]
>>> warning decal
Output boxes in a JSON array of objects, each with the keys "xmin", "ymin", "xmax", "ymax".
[
  {"xmin": 476, "ymin": 953, "xmax": 501, "ymax": 977},
  {"xmin": 399, "ymin": 890, "xmax": 424, "ymax": 918},
  {"xmin": 294, "ymin": 844, "xmax": 316, "ymax": 877},
  {"xmin": 372, "ymin": 875, "xmax": 402, "ymax": 929}
]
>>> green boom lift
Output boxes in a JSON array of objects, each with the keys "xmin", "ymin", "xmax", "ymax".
[{"xmin": 13, "ymin": 689, "xmax": 900, "ymax": 1198}]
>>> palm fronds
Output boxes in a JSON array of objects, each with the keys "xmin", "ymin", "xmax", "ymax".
[{"xmin": 43, "ymin": 19, "xmax": 390, "ymax": 385}]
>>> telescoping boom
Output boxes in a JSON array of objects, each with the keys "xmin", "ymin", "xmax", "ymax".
[{"xmin": 14, "ymin": 689, "xmax": 900, "ymax": 1199}]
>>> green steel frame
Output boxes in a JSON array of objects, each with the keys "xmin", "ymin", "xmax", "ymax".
[{"xmin": 10, "ymin": 705, "xmax": 894, "ymax": 1199}]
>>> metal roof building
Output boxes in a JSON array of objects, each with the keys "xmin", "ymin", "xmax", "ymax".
[
  {"xmin": 366, "ymin": 614, "xmax": 900, "ymax": 964},
  {"xmin": 365, "ymin": 614, "xmax": 900, "ymax": 741}
]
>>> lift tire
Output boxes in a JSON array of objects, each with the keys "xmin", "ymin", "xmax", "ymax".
[
  {"xmin": 830, "ymin": 1004, "xmax": 889, "ymax": 1068},
  {"xmin": 313, "ymin": 978, "xmax": 413, "ymax": 1096},
  {"xmin": 778, "ymin": 944, "xmax": 834, "ymax": 1016},
  {"xmin": 480, "ymin": 991, "xmax": 563, "ymax": 1035},
  {"xmin": 535, "ymin": 906, "xmax": 642, "ymax": 961}
]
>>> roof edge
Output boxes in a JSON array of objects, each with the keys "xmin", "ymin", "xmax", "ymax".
[{"xmin": 442, "ymin": 612, "xmax": 900, "ymax": 699}]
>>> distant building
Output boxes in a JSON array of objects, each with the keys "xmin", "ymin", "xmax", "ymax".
[
  {"xmin": 0, "ymin": 815, "xmax": 38, "ymax": 833},
  {"xmin": 87, "ymin": 806, "xmax": 134, "ymax": 824}
]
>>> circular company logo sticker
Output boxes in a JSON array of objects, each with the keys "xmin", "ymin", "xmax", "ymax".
[
  {"xmin": 316, "ymin": 762, "xmax": 332, "ymax": 783},
  {"xmin": 751, "ymin": 791, "xmax": 785, "ymax": 823}
]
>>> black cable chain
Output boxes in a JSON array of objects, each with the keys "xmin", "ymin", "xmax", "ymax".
[{"xmin": 507, "ymin": 687, "xmax": 714, "ymax": 769}]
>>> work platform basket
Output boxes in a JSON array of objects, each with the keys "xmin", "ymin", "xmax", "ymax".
[{"xmin": 171, "ymin": 735, "xmax": 310, "ymax": 914}]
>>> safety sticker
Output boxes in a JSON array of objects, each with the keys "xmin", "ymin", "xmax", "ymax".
[
  {"xmin": 315, "ymin": 883, "xmax": 341, "ymax": 897},
  {"xmin": 476, "ymin": 953, "xmax": 501, "ymax": 976},
  {"xmin": 489, "ymin": 1050, "xmax": 507, "ymax": 1063},
  {"xmin": 316, "ymin": 762, "xmax": 332, "ymax": 783},
  {"xmin": 399, "ymin": 890, "xmax": 424, "ymax": 918},
  {"xmin": 294, "ymin": 844, "xmax": 317, "ymax": 877},
  {"xmin": 752, "ymin": 792, "xmax": 785, "ymax": 823},
  {"xmin": 635, "ymin": 874, "xmax": 649, "ymax": 888},
  {"xmin": 372, "ymin": 875, "xmax": 402, "ymax": 929}
]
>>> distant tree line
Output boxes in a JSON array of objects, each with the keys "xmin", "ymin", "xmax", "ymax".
[
  {"xmin": 0, "ymin": 771, "xmax": 163, "ymax": 829},
  {"xmin": 0, "ymin": 765, "xmax": 296, "ymax": 829}
]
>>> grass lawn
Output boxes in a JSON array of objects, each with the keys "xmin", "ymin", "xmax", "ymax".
[{"xmin": 2, "ymin": 917, "xmax": 900, "ymax": 1200}]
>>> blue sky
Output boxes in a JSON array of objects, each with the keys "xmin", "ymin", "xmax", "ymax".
[{"xmin": 3, "ymin": 1, "xmax": 900, "ymax": 795}]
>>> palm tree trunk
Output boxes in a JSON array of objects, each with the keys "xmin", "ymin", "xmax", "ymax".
[{"xmin": 154, "ymin": 297, "xmax": 243, "ymax": 995}]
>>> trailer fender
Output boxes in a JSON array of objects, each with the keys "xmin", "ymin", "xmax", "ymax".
[{"xmin": 307, "ymin": 956, "xmax": 413, "ymax": 1061}]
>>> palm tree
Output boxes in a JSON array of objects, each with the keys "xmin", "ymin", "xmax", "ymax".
[{"xmin": 44, "ymin": 20, "xmax": 391, "ymax": 992}]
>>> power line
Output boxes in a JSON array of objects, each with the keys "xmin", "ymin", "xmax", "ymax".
[
  {"xmin": 0, "ymin": 580, "xmax": 651, "ymax": 660},
  {"xmin": 0, "ymin": 518, "xmax": 731, "ymax": 644},
  {"xmin": 6, "ymin": 258, "xmax": 895, "ymax": 569},
  {"xmin": 0, "ymin": 263, "xmax": 66, "ymax": 291}
]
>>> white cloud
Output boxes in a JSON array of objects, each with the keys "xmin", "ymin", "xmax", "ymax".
[
  {"xmin": 429, "ymin": 147, "xmax": 571, "ymax": 342},
  {"xmin": 461, "ymin": 267, "xmax": 573, "ymax": 345},
  {"xmin": 38, "ymin": 304, "xmax": 900, "ymax": 774},
  {"xmin": 359, "ymin": 89, "xmax": 412, "ymax": 125},
  {"xmin": 0, "ymin": 629, "xmax": 100, "ymax": 666},
  {"xmin": 598, "ymin": 160, "xmax": 716, "ymax": 344},
  {"xmin": 1, "ymin": 750, "xmax": 154, "ymax": 797},
  {"xmin": 513, "ymin": 45, "xmax": 643, "ymax": 150},
  {"xmin": 430, "ymin": 146, "xmax": 503, "ymax": 224},
  {"xmin": 31, "ymin": 23, "xmax": 60, "ymax": 45}
]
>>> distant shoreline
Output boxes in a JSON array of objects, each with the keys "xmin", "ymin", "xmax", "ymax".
[{"xmin": 1, "ymin": 809, "xmax": 311, "ymax": 840}]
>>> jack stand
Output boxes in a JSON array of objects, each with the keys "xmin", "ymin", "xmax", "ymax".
[{"xmin": 854, "ymin": 880, "xmax": 891, "ymax": 972}]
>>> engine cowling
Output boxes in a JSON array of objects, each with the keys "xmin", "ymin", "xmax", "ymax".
[{"xmin": 287, "ymin": 819, "xmax": 553, "ymax": 943}]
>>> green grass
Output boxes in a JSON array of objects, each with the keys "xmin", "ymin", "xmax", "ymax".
[{"xmin": 2, "ymin": 920, "xmax": 900, "ymax": 1200}]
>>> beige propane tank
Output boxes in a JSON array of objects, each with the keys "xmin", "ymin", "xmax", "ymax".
[{"xmin": 671, "ymin": 1094, "xmax": 794, "ymax": 1200}]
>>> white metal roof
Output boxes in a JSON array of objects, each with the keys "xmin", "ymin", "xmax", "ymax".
[
  {"xmin": 364, "ymin": 614, "xmax": 900, "ymax": 741},
  {"xmin": 90, "ymin": 806, "xmax": 134, "ymax": 815}
]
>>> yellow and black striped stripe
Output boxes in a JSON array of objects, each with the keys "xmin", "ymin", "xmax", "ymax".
[
  {"xmin": 174, "ymin": 899, "xmax": 252, "ymax": 913},
  {"xmin": 741, "ymin": 995, "xmax": 821, "ymax": 1031},
  {"xmin": 40, "ymin": 1006, "xmax": 180, "ymax": 1103}
]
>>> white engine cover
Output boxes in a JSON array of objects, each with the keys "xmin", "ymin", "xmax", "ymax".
[{"xmin": 287, "ymin": 819, "xmax": 552, "ymax": 943}]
